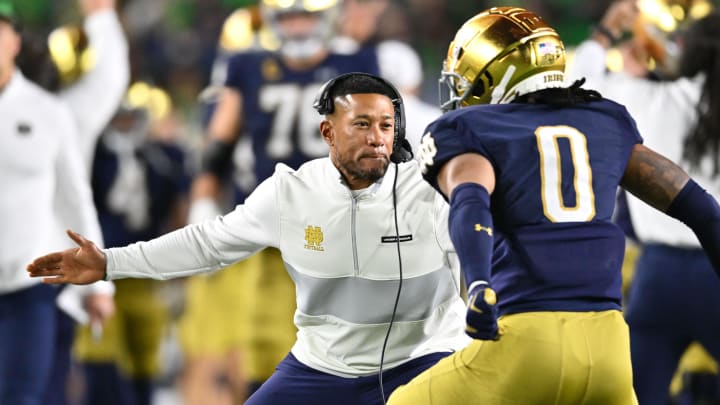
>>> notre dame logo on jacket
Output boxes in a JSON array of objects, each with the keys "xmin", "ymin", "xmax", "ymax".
[{"xmin": 304, "ymin": 225, "xmax": 324, "ymax": 251}]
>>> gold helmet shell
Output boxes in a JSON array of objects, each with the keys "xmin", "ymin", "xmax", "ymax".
[
  {"xmin": 439, "ymin": 7, "xmax": 566, "ymax": 111},
  {"xmin": 48, "ymin": 24, "xmax": 94, "ymax": 87}
]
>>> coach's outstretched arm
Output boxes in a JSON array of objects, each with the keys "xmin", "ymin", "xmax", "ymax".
[{"xmin": 27, "ymin": 230, "xmax": 107, "ymax": 285}]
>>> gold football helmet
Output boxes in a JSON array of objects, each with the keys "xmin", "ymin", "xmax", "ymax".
[
  {"xmin": 124, "ymin": 81, "xmax": 172, "ymax": 122},
  {"xmin": 48, "ymin": 24, "xmax": 94, "ymax": 87},
  {"xmin": 218, "ymin": 6, "xmax": 264, "ymax": 52},
  {"xmin": 439, "ymin": 7, "xmax": 566, "ymax": 111}
]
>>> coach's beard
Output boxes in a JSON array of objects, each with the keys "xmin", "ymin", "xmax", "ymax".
[{"xmin": 335, "ymin": 152, "xmax": 389, "ymax": 186}]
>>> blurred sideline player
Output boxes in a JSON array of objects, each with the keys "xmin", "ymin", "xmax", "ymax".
[
  {"xmin": 49, "ymin": 2, "xmax": 130, "ymax": 401},
  {"xmin": 15, "ymin": 0, "xmax": 129, "ymax": 403},
  {"xmin": 46, "ymin": 0, "xmax": 130, "ymax": 171},
  {"xmin": 178, "ymin": 6, "xmax": 272, "ymax": 405},
  {"xmin": 568, "ymin": 0, "xmax": 720, "ymax": 403},
  {"xmin": 20, "ymin": 0, "xmax": 131, "ymax": 169},
  {"xmin": 0, "ymin": 2, "xmax": 118, "ymax": 404},
  {"xmin": 181, "ymin": 1, "xmax": 382, "ymax": 403},
  {"xmin": 72, "ymin": 83, "xmax": 190, "ymax": 405}
]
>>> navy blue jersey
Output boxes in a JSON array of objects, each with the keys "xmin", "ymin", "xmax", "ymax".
[
  {"xmin": 224, "ymin": 46, "xmax": 380, "ymax": 203},
  {"xmin": 92, "ymin": 137, "xmax": 190, "ymax": 248},
  {"xmin": 419, "ymin": 99, "xmax": 643, "ymax": 315}
]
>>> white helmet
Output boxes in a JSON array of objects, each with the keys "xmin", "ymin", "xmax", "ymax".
[{"xmin": 260, "ymin": 0, "xmax": 341, "ymax": 60}]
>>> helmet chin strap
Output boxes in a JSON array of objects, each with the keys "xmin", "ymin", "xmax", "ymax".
[{"xmin": 490, "ymin": 65, "xmax": 516, "ymax": 104}]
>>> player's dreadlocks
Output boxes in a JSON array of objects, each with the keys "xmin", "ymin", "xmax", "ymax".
[{"xmin": 680, "ymin": 11, "xmax": 720, "ymax": 175}]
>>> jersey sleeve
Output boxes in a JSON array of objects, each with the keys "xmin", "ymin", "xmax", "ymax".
[
  {"xmin": 616, "ymin": 102, "xmax": 644, "ymax": 145},
  {"xmin": 605, "ymin": 100, "xmax": 644, "ymax": 174},
  {"xmin": 225, "ymin": 53, "xmax": 249, "ymax": 90},
  {"xmin": 53, "ymin": 102, "xmax": 104, "ymax": 247},
  {"xmin": 360, "ymin": 44, "xmax": 382, "ymax": 75},
  {"xmin": 418, "ymin": 111, "xmax": 492, "ymax": 198},
  {"xmin": 60, "ymin": 9, "xmax": 130, "ymax": 167}
]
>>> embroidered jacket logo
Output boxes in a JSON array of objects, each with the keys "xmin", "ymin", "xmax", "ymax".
[{"xmin": 304, "ymin": 226, "xmax": 324, "ymax": 251}]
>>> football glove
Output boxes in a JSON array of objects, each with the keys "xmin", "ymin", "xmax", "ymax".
[{"xmin": 465, "ymin": 281, "xmax": 499, "ymax": 340}]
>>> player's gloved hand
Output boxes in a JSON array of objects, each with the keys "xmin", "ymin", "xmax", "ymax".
[{"xmin": 465, "ymin": 281, "xmax": 499, "ymax": 340}]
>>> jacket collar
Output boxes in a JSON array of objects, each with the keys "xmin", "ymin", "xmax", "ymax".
[{"xmin": 0, "ymin": 69, "xmax": 22, "ymax": 100}]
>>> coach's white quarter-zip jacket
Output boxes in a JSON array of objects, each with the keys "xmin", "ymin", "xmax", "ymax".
[{"xmin": 105, "ymin": 157, "xmax": 470, "ymax": 377}]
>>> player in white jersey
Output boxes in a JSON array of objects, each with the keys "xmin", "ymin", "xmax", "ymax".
[
  {"xmin": 0, "ymin": 2, "xmax": 114, "ymax": 404},
  {"xmin": 28, "ymin": 72, "xmax": 470, "ymax": 405},
  {"xmin": 568, "ymin": 1, "xmax": 720, "ymax": 403},
  {"xmin": 20, "ymin": 1, "xmax": 129, "ymax": 403},
  {"xmin": 55, "ymin": 0, "xmax": 130, "ymax": 170}
]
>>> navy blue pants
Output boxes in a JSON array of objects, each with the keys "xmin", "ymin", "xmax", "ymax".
[
  {"xmin": 246, "ymin": 351, "xmax": 450, "ymax": 405},
  {"xmin": 625, "ymin": 244, "xmax": 720, "ymax": 405},
  {"xmin": 79, "ymin": 363, "xmax": 139, "ymax": 405},
  {"xmin": 42, "ymin": 307, "xmax": 77, "ymax": 405},
  {"xmin": 0, "ymin": 284, "xmax": 58, "ymax": 405}
]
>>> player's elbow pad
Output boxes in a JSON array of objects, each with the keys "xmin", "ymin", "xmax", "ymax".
[
  {"xmin": 449, "ymin": 183, "xmax": 494, "ymax": 286},
  {"xmin": 200, "ymin": 139, "xmax": 235, "ymax": 178},
  {"xmin": 666, "ymin": 179, "xmax": 720, "ymax": 274}
]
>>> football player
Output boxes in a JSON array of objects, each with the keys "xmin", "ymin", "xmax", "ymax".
[
  {"xmin": 12, "ymin": 1, "xmax": 128, "ymax": 403},
  {"xmin": 0, "ymin": 1, "xmax": 118, "ymax": 404},
  {"xmin": 73, "ymin": 84, "xmax": 189, "ymax": 405},
  {"xmin": 389, "ymin": 6, "xmax": 720, "ymax": 404}
]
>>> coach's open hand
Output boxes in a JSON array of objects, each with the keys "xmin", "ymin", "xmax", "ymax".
[{"xmin": 27, "ymin": 229, "xmax": 107, "ymax": 285}]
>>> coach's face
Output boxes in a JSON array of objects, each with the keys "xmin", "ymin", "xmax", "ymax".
[
  {"xmin": 0, "ymin": 19, "xmax": 20, "ymax": 87},
  {"xmin": 321, "ymin": 93, "xmax": 395, "ymax": 190}
]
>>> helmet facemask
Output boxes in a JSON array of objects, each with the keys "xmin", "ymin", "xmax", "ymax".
[{"xmin": 261, "ymin": 0, "xmax": 340, "ymax": 61}]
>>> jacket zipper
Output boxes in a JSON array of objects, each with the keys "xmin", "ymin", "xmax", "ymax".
[{"xmin": 351, "ymin": 195, "xmax": 359, "ymax": 275}]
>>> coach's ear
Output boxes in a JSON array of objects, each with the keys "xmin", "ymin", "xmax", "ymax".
[{"xmin": 320, "ymin": 119, "xmax": 335, "ymax": 147}]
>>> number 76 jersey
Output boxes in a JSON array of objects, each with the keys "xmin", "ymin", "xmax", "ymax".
[{"xmin": 418, "ymin": 99, "xmax": 643, "ymax": 315}]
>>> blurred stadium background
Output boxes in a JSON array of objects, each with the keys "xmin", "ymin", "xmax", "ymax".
[
  {"xmin": 13, "ymin": 0, "xmax": 619, "ymax": 139},
  {"xmin": 10, "ymin": 1, "xmax": 720, "ymax": 404}
]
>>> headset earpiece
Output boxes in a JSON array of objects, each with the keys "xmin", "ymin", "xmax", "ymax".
[
  {"xmin": 388, "ymin": 96, "xmax": 412, "ymax": 164},
  {"xmin": 313, "ymin": 72, "xmax": 413, "ymax": 164},
  {"xmin": 312, "ymin": 77, "xmax": 336, "ymax": 115}
]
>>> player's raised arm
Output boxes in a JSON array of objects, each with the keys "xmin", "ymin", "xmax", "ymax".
[
  {"xmin": 621, "ymin": 143, "xmax": 720, "ymax": 271},
  {"xmin": 27, "ymin": 229, "xmax": 107, "ymax": 285}
]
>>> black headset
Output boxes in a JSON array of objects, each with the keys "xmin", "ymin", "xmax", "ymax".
[{"xmin": 313, "ymin": 72, "xmax": 414, "ymax": 164}]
